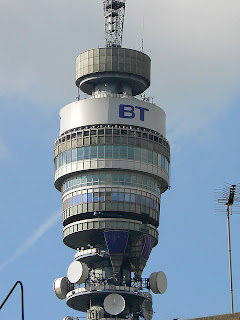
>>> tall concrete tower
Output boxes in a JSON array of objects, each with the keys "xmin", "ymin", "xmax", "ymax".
[{"xmin": 53, "ymin": 1, "xmax": 170, "ymax": 319}]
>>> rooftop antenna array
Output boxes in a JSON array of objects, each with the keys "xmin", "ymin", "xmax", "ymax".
[
  {"xmin": 215, "ymin": 183, "xmax": 240, "ymax": 313},
  {"xmin": 103, "ymin": 0, "xmax": 126, "ymax": 47}
]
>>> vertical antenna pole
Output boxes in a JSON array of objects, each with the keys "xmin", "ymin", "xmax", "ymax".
[
  {"xmin": 141, "ymin": 17, "xmax": 144, "ymax": 51},
  {"xmin": 226, "ymin": 204, "xmax": 234, "ymax": 313}
]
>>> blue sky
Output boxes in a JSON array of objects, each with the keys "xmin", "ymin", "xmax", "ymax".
[{"xmin": 0, "ymin": 0, "xmax": 240, "ymax": 319}]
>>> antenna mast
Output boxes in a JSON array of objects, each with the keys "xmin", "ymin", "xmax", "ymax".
[
  {"xmin": 215, "ymin": 183, "xmax": 240, "ymax": 313},
  {"xmin": 103, "ymin": 0, "xmax": 126, "ymax": 47}
]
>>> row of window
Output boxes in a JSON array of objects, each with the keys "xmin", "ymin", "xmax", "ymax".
[
  {"xmin": 62, "ymin": 189, "xmax": 160, "ymax": 213},
  {"xmin": 63, "ymin": 201, "xmax": 160, "ymax": 223},
  {"xmin": 55, "ymin": 125, "xmax": 170, "ymax": 151},
  {"xmin": 63, "ymin": 219, "xmax": 158, "ymax": 240},
  {"xmin": 62, "ymin": 172, "xmax": 161, "ymax": 196},
  {"xmin": 54, "ymin": 145, "xmax": 169, "ymax": 172}
]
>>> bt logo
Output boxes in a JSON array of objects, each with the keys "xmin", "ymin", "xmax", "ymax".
[{"xmin": 119, "ymin": 104, "xmax": 149, "ymax": 121}]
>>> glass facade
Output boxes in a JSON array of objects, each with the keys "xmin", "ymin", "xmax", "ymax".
[
  {"xmin": 54, "ymin": 145, "xmax": 169, "ymax": 172},
  {"xmin": 54, "ymin": 125, "xmax": 170, "ymax": 239},
  {"xmin": 63, "ymin": 189, "xmax": 160, "ymax": 211},
  {"xmin": 62, "ymin": 185, "xmax": 160, "ymax": 224},
  {"xmin": 62, "ymin": 172, "xmax": 161, "ymax": 196},
  {"xmin": 54, "ymin": 124, "xmax": 170, "ymax": 159}
]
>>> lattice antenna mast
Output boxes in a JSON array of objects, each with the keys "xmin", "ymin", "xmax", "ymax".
[
  {"xmin": 215, "ymin": 183, "xmax": 240, "ymax": 314},
  {"xmin": 103, "ymin": 0, "xmax": 126, "ymax": 47}
]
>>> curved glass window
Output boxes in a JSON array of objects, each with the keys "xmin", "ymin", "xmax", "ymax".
[
  {"xmin": 62, "ymin": 189, "xmax": 160, "ymax": 217},
  {"xmin": 54, "ymin": 145, "xmax": 169, "ymax": 173},
  {"xmin": 61, "ymin": 172, "xmax": 161, "ymax": 196},
  {"xmin": 55, "ymin": 124, "xmax": 170, "ymax": 153}
]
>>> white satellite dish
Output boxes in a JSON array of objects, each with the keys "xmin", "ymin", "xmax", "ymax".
[
  {"xmin": 104, "ymin": 293, "xmax": 125, "ymax": 315},
  {"xmin": 141, "ymin": 299, "xmax": 153, "ymax": 320},
  {"xmin": 67, "ymin": 261, "xmax": 89, "ymax": 284},
  {"xmin": 149, "ymin": 271, "xmax": 167, "ymax": 294},
  {"xmin": 53, "ymin": 277, "xmax": 69, "ymax": 300},
  {"xmin": 62, "ymin": 317, "xmax": 73, "ymax": 320}
]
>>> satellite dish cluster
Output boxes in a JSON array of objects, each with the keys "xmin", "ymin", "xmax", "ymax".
[
  {"xmin": 54, "ymin": 257, "xmax": 167, "ymax": 320},
  {"xmin": 53, "ymin": 261, "xmax": 89, "ymax": 300}
]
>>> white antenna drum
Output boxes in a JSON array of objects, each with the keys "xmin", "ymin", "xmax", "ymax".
[
  {"xmin": 104, "ymin": 293, "xmax": 125, "ymax": 315},
  {"xmin": 53, "ymin": 277, "xmax": 70, "ymax": 300},
  {"xmin": 141, "ymin": 299, "xmax": 153, "ymax": 320},
  {"xmin": 67, "ymin": 261, "xmax": 89, "ymax": 284},
  {"xmin": 149, "ymin": 271, "xmax": 167, "ymax": 294}
]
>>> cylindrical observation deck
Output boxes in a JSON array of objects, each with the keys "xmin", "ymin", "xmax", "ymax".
[{"xmin": 76, "ymin": 47, "xmax": 151, "ymax": 96}]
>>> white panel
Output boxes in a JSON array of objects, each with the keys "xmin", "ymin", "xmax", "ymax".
[
  {"xmin": 153, "ymin": 166, "xmax": 158, "ymax": 175},
  {"xmin": 91, "ymin": 160, "xmax": 98, "ymax": 168},
  {"xmin": 77, "ymin": 162, "xmax": 83, "ymax": 170},
  {"xmin": 59, "ymin": 96, "xmax": 166, "ymax": 136},
  {"xmin": 84, "ymin": 160, "xmax": 90, "ymax": 169},
  {"xmin": 98, "ymin": 160, "xmax": 105, "ymax": 168}
]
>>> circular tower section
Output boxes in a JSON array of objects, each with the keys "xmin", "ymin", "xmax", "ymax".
[
  {"xmin": 75, "ymin": 47, "xmax": 150, "ymax": 96},
  {"xmin": 53, "ymin": 47, "xmax": 170, "ymax": 320}
]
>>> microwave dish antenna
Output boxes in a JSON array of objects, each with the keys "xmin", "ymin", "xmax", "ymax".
[
  {"xmin": 103, "ymin": 293, "xmax": 125, "ymax": 315},
  {"xmin": 149, "ymin": 271, "xmax": 167, "ymax": 294},
  {"xmin": 103, "ymin": 0, "xmax": 126, "ymax": 47},
  {"xmin": 67, "ymin": 261, "xmax": 88, "ymax": 284},
  {"xmin": 141, "ymin": 299, "xmax": 153, "ymax": 320}
]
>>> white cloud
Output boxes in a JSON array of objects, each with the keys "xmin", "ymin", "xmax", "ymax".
[{"xmin": 0, "ymin": 209, "xmax": 61, "ymax": 272}]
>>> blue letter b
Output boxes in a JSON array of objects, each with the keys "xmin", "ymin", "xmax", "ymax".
[{"xmin": 119, "ymin": 104, "xmax": 135, "ymax": 119}]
